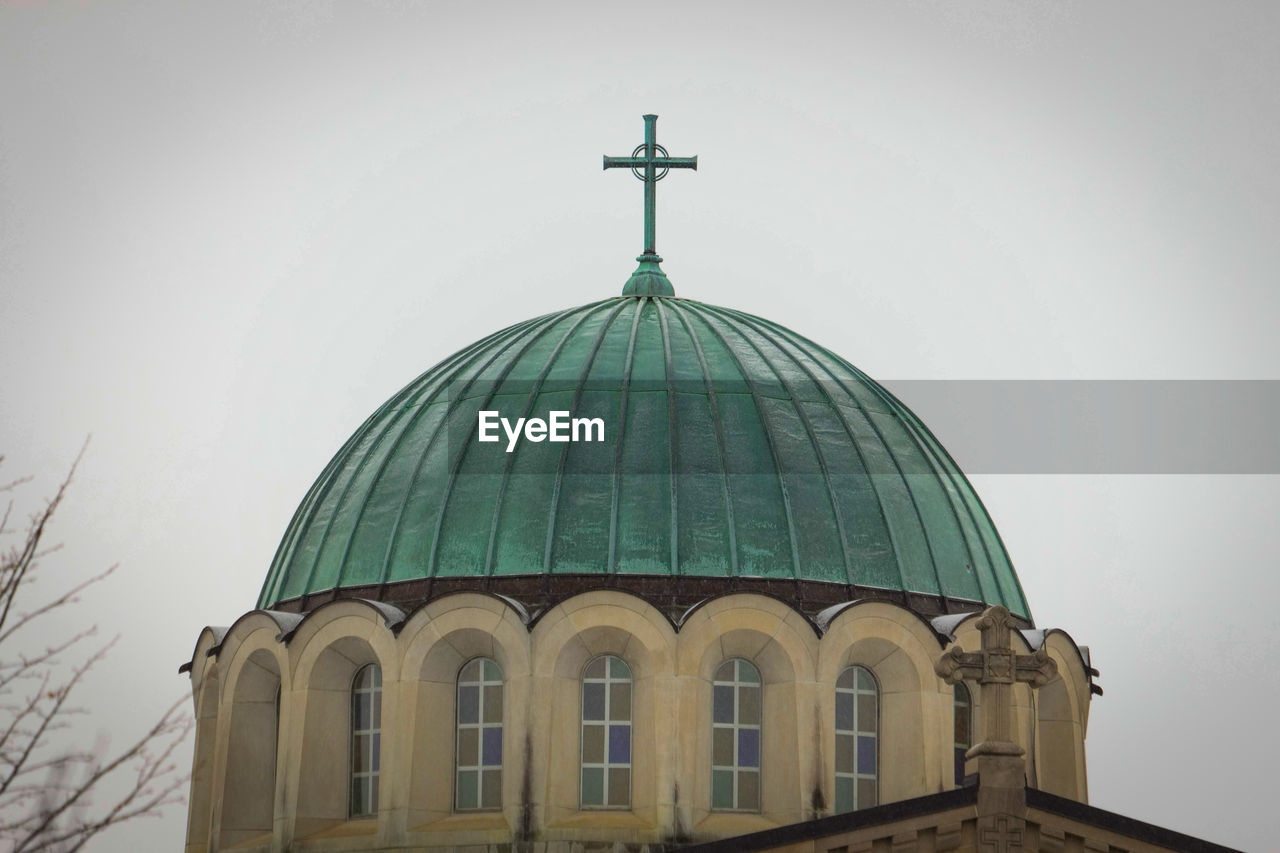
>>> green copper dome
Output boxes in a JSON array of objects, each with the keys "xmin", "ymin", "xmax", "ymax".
[{"xmin": 257, "ymin": 296, "xmax": 1029, "ymax": 620}]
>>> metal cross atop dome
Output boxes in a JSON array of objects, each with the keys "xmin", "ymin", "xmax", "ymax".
[{"xmin": 604, "ymin": 114, "xmax": 697, "ymax": 297}]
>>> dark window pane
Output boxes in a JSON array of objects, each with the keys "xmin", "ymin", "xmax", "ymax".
[
  {"xmin": 369, "ymin": 776, "xmax": 379, "ymax": 813},
  {"xmin": 371, "ymin": 691, "xmax": 382, "ymax": 728},
  {"xmin": 737, "ymin": 769, "xmax": 759, "ymax": 810},
  {"xmin": 857, "ymin": 777, "xmax": 877, "ymax": 808},
  {"xmin": 836, "ymin": 668, "xmax": 855, "ymax": 689},
  {"xmin": 955, "ymin": 747, "xmax": 967, "ymax": 784},
  {"xmin": 355, "ymin": 693, "xmax": 371, "ymax": 730},
  {"xmin": 739, "ymin": 685, "xmax": 760, "ymax": 725},
  {"xmin": 585, "ymin": 657, "xmax": 607, "ymax": 679},
  {"xmin": 857, "ymin": 692, "xmax": 876, "ymax": 733},
  {"xmin": 481, "ymin": 769, "xmax": 501, "ymax": 809},
  {"xmin": 608, "ymin": 767, "xmax": 630, "ymax": 807},
  {"xmin": 712, "ymin": 727, "xmax": 734, "ymax": 766},
  {"xmin": 714, "ymin": 660, "xmax": 735, "ymax": 682},
  {"xmin": 835, "ymin": 733, "xmax": 854, "ymax": 774},
  {"xmin": 458, "ymin": 727, "xmax": 478, "ymax": 766},
  {"xmin": 456, "ymin": 769, "xmax": 478, "ymax": 810},
  {"xmin": 713, "ymin": 685, "xmax": 734, "ymax": 723},
  {"xmin": 857, "ymin": 735, "xmax": 876, "ymax": 775},
  {"xmin": 609, "ymin": 682, "xmax": 631, "ymax": 722},
  {"xmin": 351, "ymin": 777, "xmax": 367, "ymax": 816},
  {"xmin": 371, "ymin": 733, "xmax": 380, "ymax": 772},
  {"xmin": 835, "ymin": 692, "xmax": 853, "ymax": 731},
  {"xmin": 609, "ymin": 656, "xmax": 631, "ymax": 680},
  {"xmin": 608, "ymin": 724, "xmax": 630, "ymax": 764},
  {"xmin": 581, "ymin": 767, "xmax": 604, "ymax": 806},
  {"xmin": 738, "ymin": 661, "xmax": 760, "ymax": 684},
  {"xmin": 711, "ymin": 769, "xmax": 734, "ymax": 810},
  {"xmin": 954, "ymin": 704, "xmax": 969, "ymax": 745},
  {"xmin": 458, "ymin": 685, "xmax": 479, "ymax": 724},
  {"xmin": 834, "ymin": 775, "xmax": 853, "ymax": 814},
  {"xmin": 482, "ymin": 659, "xmax": 501, "ymax": 682},
  {"xmin": 482, "ymin": 726, "xmax": 503, "ymax": 767},
  {"xmin": 583, "ymin": 724, "xmax": 605, "ymax": 763},
  {"xmin": 856, "ymin": 667, "xmax": 875, "ymax": 692},
  {"xmin": 353, "ymin": 734, "xmax": 368, "ymax": 774},
  {"xmin": 461, "ymin": 659, "xmax": 481, "ymax": 682},
  {"xmin": 583, "ymin": 683, "xmax": 606, "ymax": 721},
  {"xmin": 484, "ymin": 685, "xmax": 503, "ymax": 724},
  {"xmin": 738, "ymin": 728, "xmax": 760, "ymax": 768}
]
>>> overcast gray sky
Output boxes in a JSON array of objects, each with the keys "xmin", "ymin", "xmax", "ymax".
[{"xmin": 1, "ymin": 2, "xmax": 1277, "ymax": 850}]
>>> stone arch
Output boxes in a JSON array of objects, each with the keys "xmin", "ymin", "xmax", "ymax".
[
  {"xmin": 184, "ymin": 654, "xmax": 220, "ymax": 853},
  {"xmin": 287, "ymin": 606, "xmax": 398, "ymax": 843},
  {"xmin": 678, "ymin": 594, "xmax": 815, "ymax": 683},
  {"xmin": 818, "ymin": 601, "xmax": 943, "ymax": 807},
  {"xmin": 216, "ymin": 643, "xmax": 283, "ymax": 848},
  {"xmin": 1035, "ymin": 632, "xmax": 1090, "ymax": 801},
  {"xmin": 677, "ymin": 594, "xmax": 817, "ymax": 832},
  {"xmin": 1041, "ymin": 628, "xmax": 1094, "ymax": 734},
  {"xmin": 397, "ymin": 593, "xmax": 530, "ymax": 835},
  {"xmin": 531, "ymin": 591, "xmax": 678, "ymax": 829},
  {"xmin": 532, "ymin": 590, "xmax": 674, "ymax": 678}
]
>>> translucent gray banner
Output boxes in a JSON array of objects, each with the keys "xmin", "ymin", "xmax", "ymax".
[
  {"xmin": 441, "ymin": 380, "xmax": 1279, "ymax": 474},
  {"xmin": 881, "ymin": 380, "xmax": 1279, "ymax": 474}
]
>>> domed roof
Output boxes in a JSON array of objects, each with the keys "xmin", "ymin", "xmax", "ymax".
[{"xmin": 257, "ymin": 295, "xmax": 1030, "ymax": 621}]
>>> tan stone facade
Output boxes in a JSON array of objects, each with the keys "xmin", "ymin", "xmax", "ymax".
[
  {"xmin": 670, "ymin": 606, "xmax": 1236, "ymax": 853},
  {"xmin": 183, "ymin": 592, "xmax": 1094, "ymax": 852}
]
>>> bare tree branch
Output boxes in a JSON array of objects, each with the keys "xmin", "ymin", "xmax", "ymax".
[
  {"xmin": 0, "ymin": 448, "xmax": 191, "ymax": 852},
  {"xmin": 0, "ymin": 569, "xmax": 115, "ymax": 649}
]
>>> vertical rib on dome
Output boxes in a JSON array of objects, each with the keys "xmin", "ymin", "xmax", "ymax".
[{"xmin": 661, "ymin": 300, "xmax": 740, "ymax": 578}]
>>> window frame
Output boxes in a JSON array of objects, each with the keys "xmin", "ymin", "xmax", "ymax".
[
  {"xmin": 349, "ymin": 663, "xmax": 382, "ymax": 819},
  {"xmin": 834, "ymin": 664, "xmax": 878, "ymax": 813},
  {"xmin": 710, "ymin": 658, "xmax": 762, "ymax": 813},
  {"xmin": 454, "ymin": 657, "xmax": 504, "ymax": 812},
  {"xmin": 578, "ymin": 654, "xmax": 633, "ymax": 810}
]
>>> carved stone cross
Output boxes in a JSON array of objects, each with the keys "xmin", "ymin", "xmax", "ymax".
[
  {"xmin": 934, "ymin": 605, "xmax": 1056, "ymax": 757},
  {"xmin": 980, "ymin": 816, "xmax": 1024, "ymax": 853}
]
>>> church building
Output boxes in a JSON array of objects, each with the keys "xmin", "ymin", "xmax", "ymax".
[{"xmin": 181, "ymin": 117, "xmax": 1239, "ymax": 853}]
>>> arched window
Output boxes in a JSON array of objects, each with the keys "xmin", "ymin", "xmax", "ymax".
[
  {"xmin": 711, "ymin": 659, "xmax": 761, "ymax": 812},
  {"xmin": 580, "ymin": 655, "xmax": 632, "ymax": 809},
  {"xmin": 954, "ymin": 681, "xmax": 972, "ymax": 785},
  {"xmin": 834, "ymin": 665, "xmax": 877, "ymax": 812},
  {"xmin": 456, "ymin": 658, "xmax": 503, "ymax": 811},
  {"xmin": 350, "ymin": 664, "xmax": 382, "ymax": 818}
]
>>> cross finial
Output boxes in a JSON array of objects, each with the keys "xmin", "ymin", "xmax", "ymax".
[
  {"xmin": 935, "ymin": 605, "xmax": 1057, "ymax": 756},
  {"xmin": 937, "ymin": 606, "xmax": 1051, "ymax": 853},
  {"xmin": 604, "ymin": 114, "xmax": 698, "ymax": 297}
]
